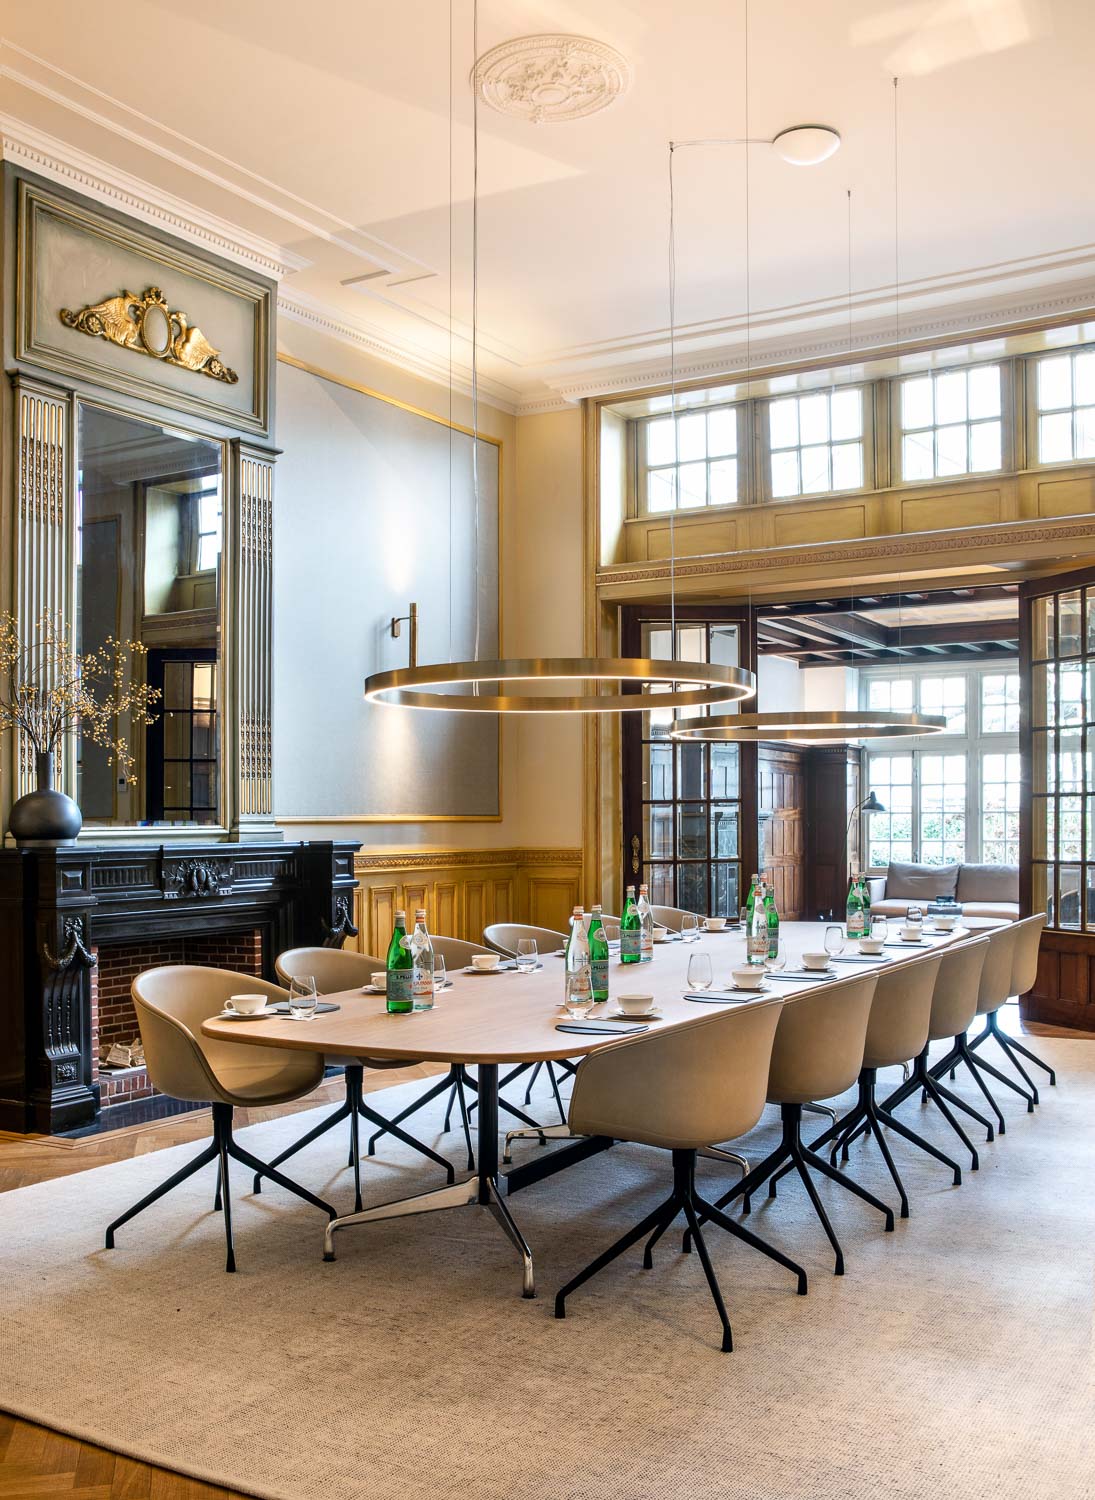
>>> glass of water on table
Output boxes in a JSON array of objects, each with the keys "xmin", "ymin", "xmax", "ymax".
[
  {"xmin": 516, "ymin": 938, "xmax": 538, "ymax": 973},
  {"xmin": 288, "ymin": 975, "xmax": 318, "ymax": 1020}
]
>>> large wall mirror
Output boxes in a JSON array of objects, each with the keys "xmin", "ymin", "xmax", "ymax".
[{"xmin": 77, "ymin": 402, "xmax": 224, "ymax": 826}]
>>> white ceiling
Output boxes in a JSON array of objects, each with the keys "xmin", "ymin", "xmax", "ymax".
[{"xmin": 3, "ymin": 0, "xmax": 1094, "ymax": 412}]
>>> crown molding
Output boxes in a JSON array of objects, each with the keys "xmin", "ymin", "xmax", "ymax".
[
  {"xmin": 0, "ymin": 115, "xmax": 307, "ymax": 279},
  {"xmin": 277, "ymin": 292, "xmax": 521, "ymax": 416},
  {"xmin": 353, "ymin": 845, "xmax": 581, "ymax": 872}
]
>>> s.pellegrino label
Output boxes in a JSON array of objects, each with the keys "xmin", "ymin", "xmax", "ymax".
[
  {"xmin": 588, "ymin": 907, "xmax": 610, "ymax": 1002},
  {"xmin": 620, "ymin": 885, "xmax": 641, "ymax": 962}
]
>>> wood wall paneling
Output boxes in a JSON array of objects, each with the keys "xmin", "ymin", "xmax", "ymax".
[
  {"xmin": 758, "ymin": 745, "xmax": 806, "ymax": 920},
  {"xmin": 350, "ymin": 849, "xmax": 582, "ymax": 955}
]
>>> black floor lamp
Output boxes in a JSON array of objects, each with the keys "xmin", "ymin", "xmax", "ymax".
[{"xmin": 825, "ymin": 790, "xmax": 885, "ymax": 920}]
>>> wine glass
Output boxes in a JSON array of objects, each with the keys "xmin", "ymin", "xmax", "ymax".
[
  {"xmin": 287, "ymin": 975, "xmax": 318, "ymax": 1020},
  {"xmin": 824, "ymin": 925, "xmax": 846, "ymax": 961},
  {"xmin": 516, "ymin": 937, "xmax": 538, "ymax": 973},
  {"xmin": 764, "ymin": 943, "xmax": 787, "ymax": 973},
  {"xmin": 432, "ymin": 955, "xmax": 447, "ymax": 992},
  {"xmin": 687, "ymin": 952, "xmax": 713, "ymax": 991},
  {"xmin": 680, "ymin": 913, "xmax": 699, "ymax": 944}
]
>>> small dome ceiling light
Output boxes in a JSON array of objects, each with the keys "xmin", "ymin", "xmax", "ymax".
[{"xmin": 772, "ymin": 125, "xmax": 842, "ymax": 166}]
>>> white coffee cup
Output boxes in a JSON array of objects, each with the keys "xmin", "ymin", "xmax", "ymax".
[
  {"xmin": 731, "ymin": 966, "xmax": 766, "ymax": 990},
  {"xmin": 934, "ymin": 914, "xmax": 956, "ymax": 930},
  {"xmin": 858, "ymin": 937, "xmax": 884, "ymax": 956},
  {"xmin": 652, "ymin": 926, "xmax": 670, "ymax": 943},
  {"xmin": 225, "ymin": 993, "xmax": 268, "ymax": 1016},
  {"xmin": 704, "ymin": 916, "xmax": 727, "ymax": 932},
  {"xmin": 900, "ymin": 926, "xmax": 922, "ymax": 941},
  {"xmin": 802, "ymin": 951, "xmax": 831, "ymax": 971},
  {"xmin": 370, "ymin": 972, "xmax": 387, "ymax": 992},
  {"xmin": 618, "ymin": 992, "xmax": 655, "ymax": 1016},
  {"xmin": 472, "ymin": 952, "xmax": 500, "ymax": 971}
]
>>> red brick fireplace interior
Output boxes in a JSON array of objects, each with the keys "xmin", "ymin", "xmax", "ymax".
[{"xmin": 92, "ymin": 930, "xmax": 263, "ymax": 1109}]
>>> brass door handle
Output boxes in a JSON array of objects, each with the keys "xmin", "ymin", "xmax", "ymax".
[{"xmin": 630, "ymin": 834, "xmax": 641, "ymax": 874}]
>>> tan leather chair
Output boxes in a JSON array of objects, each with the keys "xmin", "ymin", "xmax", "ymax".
[
  {"xmin": 429, "ymin": 935, "xmax": 491, "ymax": 968},
  {"xmin": 483, "ymin": 922, "xmax": 567, "ymax": 957},
  {"xmin": 967, "ymin": 914, "xmax": 1052, "ymax": 1099},
  {"xmin": 929, "ymin": 922, "xmax": 1032, "ymax": 1131},
  {"xmin": 105, "ymin": 966, "xmax": 334, "ymax": 1272},
  {"xmin": 268, "ymin": 948, "xmax": 454, "ymax": 1213},
  {"xmin": 881, "ymin": 937, "xmax": 993, "ymax": 1168},
  {"xmin": 554, "ymin": 997, "xmax": 804, "ymax": 1353},
  {"xmin": 686, "ymin": 971, "xmax": 890, "ymax": 1277},
  {"xmin": 650, "ymin": 904, "xmax": 702, "ymax": 932},
  {"xmin": 801, "ymin": 954, "xmax": 957, "ymax": 1220}
]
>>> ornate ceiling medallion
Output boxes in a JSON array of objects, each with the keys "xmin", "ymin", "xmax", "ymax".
[
  {"xmin": 472, "ymin": 34, "xmax": 631, "ymax": 124},
  {"xmin": 59, "ymin": 288, "xmax": 238, "ymax": 384}
]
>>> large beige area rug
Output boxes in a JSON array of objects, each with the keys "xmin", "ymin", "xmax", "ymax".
[{"xmin": 1, "ymin": 1036, "xmax": 1093, "ymax": 1500}]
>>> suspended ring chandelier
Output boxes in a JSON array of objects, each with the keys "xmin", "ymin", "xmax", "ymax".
[
  {"xmin": 365, "ymin": 658, "xmax": 755, "ymax": 714},
  {"xmin": 670, "ymin": 709, "xmax": 947, "ymax": 743}
]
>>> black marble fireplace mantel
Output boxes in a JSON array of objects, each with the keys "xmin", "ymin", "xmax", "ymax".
[{"xmin": 0, "ymin": 839, "xmax": 359, "ymax": 1134}]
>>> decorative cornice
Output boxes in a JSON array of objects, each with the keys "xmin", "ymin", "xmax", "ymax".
[
  {"xmin": 354, "ymin": 846, "xmax": 581, "ymax": 873},
  {"xmin": 599, "ymin": 516, "xmax": 1095, "ymax": 588},
  {"xmin": 277, "ymin": 293, "xmax": 520, "ymax": 416},
  {"xmin": 0, "ymin": 116, "xmax": 306, "ymax": 279}
]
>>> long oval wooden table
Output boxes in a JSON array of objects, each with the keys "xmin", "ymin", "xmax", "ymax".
[{"xmin": 203, "ymin": 920, "xmax": 963, "ymax": 1297}]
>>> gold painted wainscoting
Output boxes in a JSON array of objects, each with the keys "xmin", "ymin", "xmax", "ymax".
[{"xmin": 348, "ymin": 847, "xmax": 583, "ymax": 957}]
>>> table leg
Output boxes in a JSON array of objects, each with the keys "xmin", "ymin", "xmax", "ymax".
[{"xmin": 322, "ymin": 1062, "xmax": 536, "ymax": 1298}]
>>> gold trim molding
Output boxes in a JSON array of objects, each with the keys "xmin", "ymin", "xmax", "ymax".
[
  {"xmin": 60, "ymin": 287, "xmax": 238, "ymax": 384},
  {"xmin": 354, "ymin": 846, "xmax": 581, "ymax": 873}
]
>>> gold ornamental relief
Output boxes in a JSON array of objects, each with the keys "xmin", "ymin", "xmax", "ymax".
[{"xmin": 59, "ymin": 287, "xmax": 239, "ymax": 384}]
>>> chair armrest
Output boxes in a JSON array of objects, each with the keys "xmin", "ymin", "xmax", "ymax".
[{"xmin": 868, "ymin": 877, "xmax": 886, "ymax": 903}]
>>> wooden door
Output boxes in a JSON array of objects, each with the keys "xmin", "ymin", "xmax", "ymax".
[
  {"xmin": 621, "ymin": 606, "xmax": 757, "ymax": 918},
  {"xmin": 758, "ymin": 744, "xmax": 805, "ymax": 919},
  {"xmin": 1020, "ymin": 565, "xmax": 1095, "ymax": 1030}
]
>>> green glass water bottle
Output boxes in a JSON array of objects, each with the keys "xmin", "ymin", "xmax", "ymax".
[
  {"xmin": 846, "ymin": 874, "xmax": 866, "ymax": 940},
  {"xmin": 744, "ymin": 873, "xmax": 759, "ymax": 926},
  {"xmin": 386, "ymin": 910, "xmax": 413, "ymax": 1014},
  {"xmin": 620, "ymin": 885, "xmax": 641, "ymax": 964},
  {"xmin": 588, "ymin": 904, "xmax": 609, "ymax": 1002},
  {"xmin": 763, "ymin": 878, "xmax": 780, "ymax": 960}
]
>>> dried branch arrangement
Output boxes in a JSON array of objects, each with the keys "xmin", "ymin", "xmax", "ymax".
[{"xmin": 0, "ymin": 610, "xmax": 160, "ymax": 784}]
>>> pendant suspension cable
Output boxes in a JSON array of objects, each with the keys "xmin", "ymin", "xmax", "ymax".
[
  {"xmin": 447, "ymin": 0, "xmax": 454, "ymax": 660},
  {"xmin": 668, "ymin": 141, "xmax": 678, "ymax": 656},
  {"xmin": 471, "ymin": 0, "xmax": 481, "ymax": 672}
]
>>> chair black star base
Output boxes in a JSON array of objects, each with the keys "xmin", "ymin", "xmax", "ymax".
[
  {"xmin": 877, "ymin": 1044, "xmax": 991, "ymax": 1168},
  {"xmin": 770, "ymin": 1068, "xmax": 963, "ymax": 1222},
  {"xmin": 457, "ymin": 1060, "xmax": 569, "ymax": 1131},
  {"xmin": 105, "ymin": 1102, "xmax": 336, "ymax": 1273},
  {"xmin": 967, "ymin": 1008, "xmax": 1056, "ymax": 1101},
  {"xmin": 251, "ymin": 1064, "xmax": 454, "ymax": 1213},
  {"xmin": 681, "ymin": 1103, "xmax": 895, "ymax": 1277},
  {"xmin": 928, "ymin": 1030, "xmax": 1035, "ymax": 1133},
  {"xmin": 555, "ymin": 1148, "xmax": 807, "ymax": 1354}
]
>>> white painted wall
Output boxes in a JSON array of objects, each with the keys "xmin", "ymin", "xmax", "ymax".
[{"xmin": 757, "ymin": 654, "xmax": 805, "ymax": 711}]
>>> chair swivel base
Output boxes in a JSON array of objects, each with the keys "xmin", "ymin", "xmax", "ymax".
[
  {"xmin": 555, "ymin": 1148, "xmax": 807, "ymax": 1354},
  {"xmin": 252, "ymin": 1065, "xmax": 454, "ymax": 1214},
  {"xmin": 878, "ymin": 1044, "xmax": 991, "ymax": 1169},
  {"xmin": 788, "ymin": 1068, "xmax": 962, "ymax": 1221},
  {"xmin": 929, "ymin": 1028, "xmax": 1035, "ymax": 1134},
  {"xmin": 968, "ymin": 1008, "xmax": 1056, "ymax": 1102},
  {"xmin": 688, "ymin": 1103, "xmax": 895, "ymax": 1277},
  {"xmin": 105, "ymin": 1102, "xmax": 336, "ymax": 1273}
]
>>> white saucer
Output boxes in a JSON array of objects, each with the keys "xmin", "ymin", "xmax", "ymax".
[
  {"xmin": 463, "ymin": 965, "xmax": 505, "ymax": 976},
  {"xmin": 217, "ymin": 1008, "xmax": 272, "ymax": 1021},
  {"xmin": 608, "ymin": 1006, "xmax": 662, "ymax": 1020}
]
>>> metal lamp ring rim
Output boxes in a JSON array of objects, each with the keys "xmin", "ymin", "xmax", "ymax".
[
  {"xmin": 364, "ymin": 657, "xmax": 756, "ymax": 713},
  {"xmin": 669, "ymin": 709, "xmax": 949, "ymax": 742}
]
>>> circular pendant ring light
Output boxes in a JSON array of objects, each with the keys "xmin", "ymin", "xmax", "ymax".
[
  {"xmin": 670, "ymin": 709, "xmax": 947, "ymax": 744},
  {"xmin": 366, "ymin": 658, "xmax": 754, "ymax": 713},
  {"xmin": 361, "ymin": 2, "xmax": 756, "ymax": 718}
]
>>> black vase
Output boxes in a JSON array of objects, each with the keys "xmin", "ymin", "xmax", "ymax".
[{"xmin": 8, "ymin": 752, "xmax": 83, "ymax": 847}]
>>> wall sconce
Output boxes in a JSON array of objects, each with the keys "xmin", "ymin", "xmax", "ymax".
[{"xmin": 389, "ymin": 602, "xmax": 418, "ymax": 668}]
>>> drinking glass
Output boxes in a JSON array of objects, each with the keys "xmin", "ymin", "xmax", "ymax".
[
  {"xmin": 516, "ymin": 937, "xmax": 538, "ymax": 973},
  {"xmin": 871, "ymin": 914, "xmax": 888, "ymax": 942},
  {"xmin": 824, "ymin": 925, "xmax": 846, "ymax": 959},
  {"xmin": 905, "ymin": 905, "xmax": 924, "ymax": 939},
  {"xmin": 687, "ymin": 952, "xmax": 713, "ymax": 991},
  {"xmin": 564, "ymin": 970, "xmax": 595, "ymax": 1020},
  {"xmin": 288, "ymin": 975, "xmax": 318, "ymax": 1020},
  {"xmin": 680, "ymin": 913, "xmax": 699, "ymax": 944},
  {"xmin": 433, "ymin": 955, "xmax": 447, "ymax": 993},
  {"xmin": 764, "ymin": 944, "xmax": 787, "ymax": 973}
]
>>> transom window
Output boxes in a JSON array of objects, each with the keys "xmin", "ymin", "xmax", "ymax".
[
  {"xmin": 898, "ymin": 364, "xmax": 1003, "ymax": 481},
  {"xmin": 1033, "ymin": 350, "xmax": 1095, "ymax": 465},
  {"xmin": 862, "ymin": 662, "xmax": 1019, "ymax": 868},
  {"xmin": 766, "ymin": 388, "xmax": 865, "ymax": 499},
  {"xmin": 641, "ymin": 406, "xmax": 742, "ymax": 513}
]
